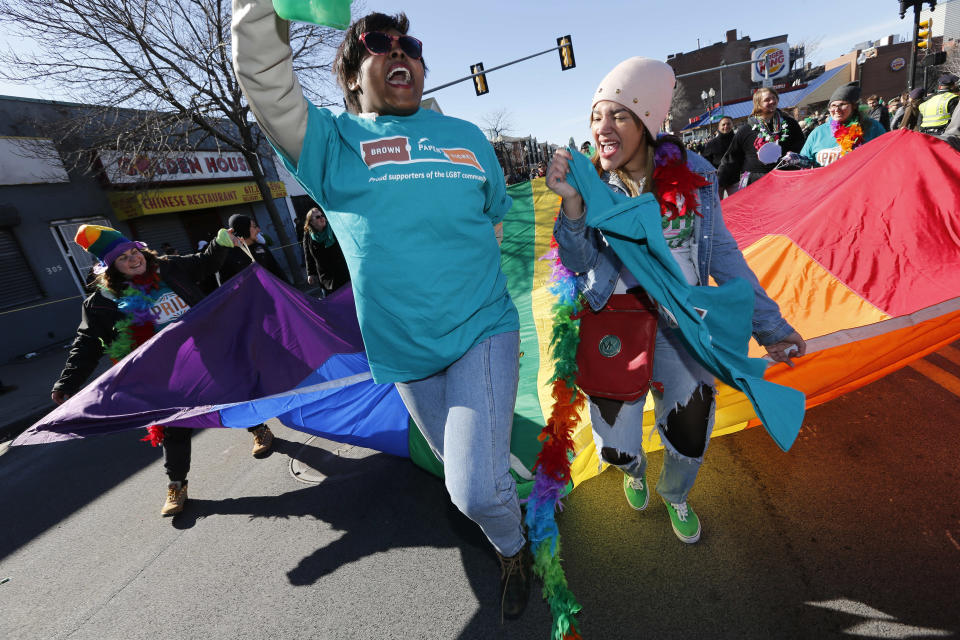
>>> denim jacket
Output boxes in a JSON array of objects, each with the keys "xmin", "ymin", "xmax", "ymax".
[{"xmin": 553, "ymin": 151, "xmax": 794, "ymax": 346}]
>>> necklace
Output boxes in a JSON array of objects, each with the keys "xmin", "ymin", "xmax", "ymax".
[
  {"xmin": 751, "ymin": 111, "xmax": 789, "ymax": 151},
  {"xmin": 829, "ymin": 118, "xmax": 864, "ymax": 156}
]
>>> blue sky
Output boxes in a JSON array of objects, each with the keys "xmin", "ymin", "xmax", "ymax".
[{"xmin": 0, "ymin": 0, "xmax": 912, "ymax": 146}]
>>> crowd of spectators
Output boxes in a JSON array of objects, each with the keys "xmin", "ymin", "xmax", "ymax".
[
  {"xmin": 679, "ymin": 73, "xmax": 959, "ymax": 195},
  {"xmin": 497, "ymin": 75, "xmax": 958, "ymax": 188}
]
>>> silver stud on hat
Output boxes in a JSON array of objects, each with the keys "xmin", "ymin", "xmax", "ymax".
[
  {"xmin": 633, "ymin": 98, "xmax": 638, "ymax": 103},
  {"xmin": 645, "ymin": 110, "xmax": 650, "ymax": 116},
  {"xmin": 615, "ymin": 88, "xmax": 621, "ymax": 94}
]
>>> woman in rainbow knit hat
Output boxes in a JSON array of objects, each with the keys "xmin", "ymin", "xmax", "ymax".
[{"xmin": 52, "ymin": 224, "xmax": 274, "ymax": 516}]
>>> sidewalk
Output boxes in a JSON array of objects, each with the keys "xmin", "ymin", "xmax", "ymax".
[{"xmin": 0, "ymin": 340, "xmax": 110, "ymax": 443}]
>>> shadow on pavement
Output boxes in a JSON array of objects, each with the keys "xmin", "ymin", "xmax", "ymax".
[
  {"xmin": 165, "ymin": 436, "xmax": 549, "ymax": 637},
  {"xmin": 0, "ymin": 429, "xmax": 160, "ymax": 562}
]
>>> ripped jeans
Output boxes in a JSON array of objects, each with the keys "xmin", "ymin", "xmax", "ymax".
[{"xmin": 587, "ymin": 318, "xmax": 716, "ymax": 504}]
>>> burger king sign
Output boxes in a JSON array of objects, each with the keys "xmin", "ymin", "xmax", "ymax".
[{"xmin": 752, "ymin": 43, "xmax": 791, "ymax": 81}]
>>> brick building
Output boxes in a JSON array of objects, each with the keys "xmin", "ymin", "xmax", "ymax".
[
  {"xmin": 666, "ymin": 29, "xmax": 808, "ymax": 131},
  {"xmin": 825, "ymin": 36, "xmax": 948, "ymax": 103}
]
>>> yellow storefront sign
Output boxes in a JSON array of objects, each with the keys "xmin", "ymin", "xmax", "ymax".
[{"xmin": 108, "ymin": 180, "xmax": 288, "ymax": 220}]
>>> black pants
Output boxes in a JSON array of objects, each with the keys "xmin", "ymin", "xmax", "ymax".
[{"xmin": 162, "ymin": 424, "xmax": 265, "ymax": 483}]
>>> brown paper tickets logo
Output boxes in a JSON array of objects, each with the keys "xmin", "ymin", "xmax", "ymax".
[{"xmin": 362, "ymin": 137, "xmax": 412, "ymax": 167}]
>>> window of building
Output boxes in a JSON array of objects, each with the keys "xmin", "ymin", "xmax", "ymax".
[{"xmin": 50, "ymin": 217, "xmax": 111, "ymax": 293}]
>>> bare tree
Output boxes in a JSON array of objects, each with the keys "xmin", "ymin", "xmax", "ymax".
[
  {"xmin": 0, "ymin": 0, "xmax": 352, "ymax": 282},
  {"xmin": 793, "ymin": 36, "xmax": 822, "ymax": 76},
  {"xmin": 481, "ymin": 108, "xmax": 517, "ymax": 176},
  {"xmin": 481, "ymin": 108, "xmax": 515, "ymax": 141}
]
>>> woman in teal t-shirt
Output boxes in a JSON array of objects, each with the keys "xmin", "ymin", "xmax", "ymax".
[
  {"xmin": 232, "ymin": 1, "xmax": 529, "ymax": 619},
  {"xmin": 801, "ymin": 82, "xmax": 885, "ymax": 167}
]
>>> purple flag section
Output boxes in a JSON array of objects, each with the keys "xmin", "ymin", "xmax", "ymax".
[{"xmin": 15, "ymin": 265, "xmax": 364, "ymax": 445}]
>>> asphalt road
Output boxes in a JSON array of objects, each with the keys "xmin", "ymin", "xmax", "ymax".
[{"xmin": 1, "ymin": 355, "xmax": 958, "ymax": 640}]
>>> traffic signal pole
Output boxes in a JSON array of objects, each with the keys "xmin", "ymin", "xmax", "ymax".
[
  {"xmin": 423, "ymin": 37, "xmax": 575, "ymax": 96},
  {"xmin": 907, "ymin": 2, "xmax": 922, "ymax": 90}
]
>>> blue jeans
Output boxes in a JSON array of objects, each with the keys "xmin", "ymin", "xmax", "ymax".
[
  {"xmin": 394, "ymin": 331, "xmax": 525, "ymax": 556},
  {"xmin": 588, "ymin": 319, "xmax": 716, "ymax": 504}
]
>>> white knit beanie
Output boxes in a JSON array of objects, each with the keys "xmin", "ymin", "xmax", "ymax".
[{"xmin": 592, "ymin": 57, "xmax": 675, "ymax": 136}]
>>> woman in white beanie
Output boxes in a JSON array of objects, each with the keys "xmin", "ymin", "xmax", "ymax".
[{"xmin": 546, "ymin": 57, "xmax": 805, "ymax": 543}]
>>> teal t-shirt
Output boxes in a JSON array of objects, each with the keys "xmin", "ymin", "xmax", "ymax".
[
  {"xmin": 800, "ymin": 117, "xmax": 885, "ymax": 166},
  {"xmin": 277, "ymin": 105, "xmax": 519, "ymax": 383}
]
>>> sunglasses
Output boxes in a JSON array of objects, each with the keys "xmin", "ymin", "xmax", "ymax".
[{"xmin": 359, "ymin": 32, "xmax": 423, "ymax": 59}]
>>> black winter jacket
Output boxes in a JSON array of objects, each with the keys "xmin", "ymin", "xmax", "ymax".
[
  {"xmin": 302, "ymin": 233, "xmax": 350, "ymax": 293},
  {"xmin": 701, "ymin": 131, "xmax": 734, "ymax": 168},
  {"xmin": 717, "ymin": 111, "xmax": 805, "ymax": 189},
  {"xmin": 219, "ymin": 242, "xmax": 289, "ymax": 284},
  {"xmin": 53, "ymin": 243, "xmax": 230, "ymax": 395}
]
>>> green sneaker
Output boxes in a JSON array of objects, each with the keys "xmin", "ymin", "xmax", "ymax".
[
  {"xmin": 622, "ymin": 473, "xmax": 649, "ymax": 511},
  {"xmin": 663, "ymin": 499, "xmax": 701, "ymax": 543}
]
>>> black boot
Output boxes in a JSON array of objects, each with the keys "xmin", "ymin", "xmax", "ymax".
[{"xmin": 497, "ymin": 547, "xmax": 531, "ymax": 621}]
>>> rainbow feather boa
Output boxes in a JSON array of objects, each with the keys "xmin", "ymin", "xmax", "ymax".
[{"xmin": 524, "ymin": 236, "xmax": 585, "ymax": 640}]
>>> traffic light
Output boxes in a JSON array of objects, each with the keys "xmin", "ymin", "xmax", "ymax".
[
  {"xmin": 557, "ymin": 35, "xmax": 575, "ymax": 71},
  {"xmin": 900, "ymin": 1, "xmax": 938, "ymax": 19},
  {"xmin": 917, "ymin": 19, "xmax": 931, "ymax": 49},
  {"xmin": 470, "ymin": 63, "xmax": 489, "ymax": 96}
]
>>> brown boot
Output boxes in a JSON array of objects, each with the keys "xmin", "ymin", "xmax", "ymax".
[
  {"xmin": 497, "ymin": 547, "xmax": 531, "ymax": 622},
  {"xmin": 251, "ymin": 425, "xmax": 273, "ymax": 457},
  {"xmin": 161, "ymin": 481, "xmax": 187, "ymax": 516}
]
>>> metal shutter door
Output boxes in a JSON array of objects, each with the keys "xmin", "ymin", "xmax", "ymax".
[
  {"xmin": 0, "ymin": 229, "xmax": 43, "ymax": 310},
  {"xmin": 128, "ymin": 214, "xmax": 192, "ymax": 255}
]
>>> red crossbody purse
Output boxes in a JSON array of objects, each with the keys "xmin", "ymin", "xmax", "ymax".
[{"xmin": 573, "ymin": 291, "xmax": 657, "ymax": 402}]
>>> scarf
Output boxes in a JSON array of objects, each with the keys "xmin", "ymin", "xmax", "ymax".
[
  {"xmin": 102, "ymin": 269, "xmax": 163, "ymax": 362},
  {"xmin": 309, "ymin": 226, "xmax": 336, "ymax": 248}
]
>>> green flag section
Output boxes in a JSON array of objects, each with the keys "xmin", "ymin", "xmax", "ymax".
[
  {"xmin": 408, "ymin": 176, "xmax": 785, "ymax": 492},
  {"xmin": 272, "ymin": 0, "xmax": 352, "ymax": 28},
  {"xmin": 407, "ymin": 180, "xmax": 547, "ymax": 498}
]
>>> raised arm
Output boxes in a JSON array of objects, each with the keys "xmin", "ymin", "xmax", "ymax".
[{"xmin": 231, "ymin": 0, "xmax": 309, "ymax": 164}]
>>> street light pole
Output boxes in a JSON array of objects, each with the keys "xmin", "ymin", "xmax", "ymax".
[{"xmin": 701, "ymin": 88, "xmax": 717, "ymax": 136}]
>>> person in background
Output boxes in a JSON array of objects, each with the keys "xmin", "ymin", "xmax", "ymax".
[
  {"xmin": 800, "ymin": 82, "xmax": 885, "ymax": 167},
  {"xmin": 546, "ymin": 56, "xmax": 805, "ymax": 546},
  {"xmin": 218, "ymin": 213, "xmax": 289, "ymax": 284},
  {"xmin": 917, "ymin": 74, "xmax": 959, "ymax": 135},
  {"xmin": 898, "ymin": 88, "xmax": 925, "ymax": 131},
  {"xmin": 232, "ymin": 2, "xmax": 530, "ymax": 619},
  {"xmin": 717, "ymin": 87, "xmax": 804, "ymax": 193},
  {"xmin": 701, "ymin": 116, "xmax": 735, "ymax": 169},
  {"xmin": 302, "ymin": 206, "xmax": 349, "ymax": 296},
  {"xmin": 51, "ymin": 225, "xmax": 273, "ymax": 516},
  {"xmin": 939, "ymin": 101, "xmax": 960, "ymax": 151},
  {"xmin": 866, "ymin": 94, "xmax": 891, "ymax": 132},
  {"xmin": 160, "ymin": 242, "xmax": 179, "ymax": 256},
  {"xmin": 888, "ymin": 97, "xmax": 904, "ymax": 130}
]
